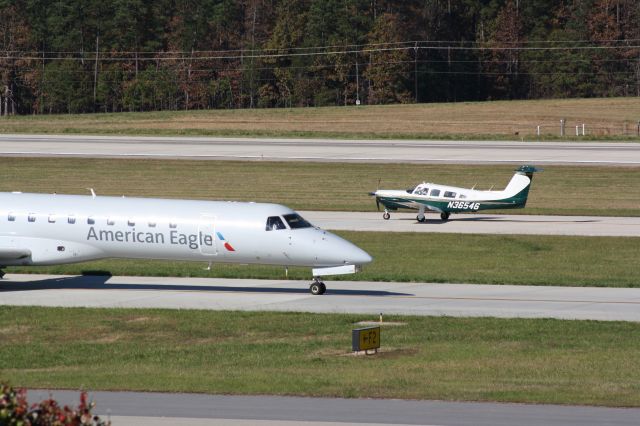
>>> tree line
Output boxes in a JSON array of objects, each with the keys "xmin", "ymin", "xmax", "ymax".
[{"xmin": 1, "ymin": 0, "xmax": 639, "ymax": 115}]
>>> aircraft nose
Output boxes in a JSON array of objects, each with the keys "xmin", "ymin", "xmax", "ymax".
[
  {"xmin": 350, "ymin": 245, "xmax": 373, "ymax": 265},
  {"xmin": 329, "ymin": 234, "xmax": 373, "ymax": 265}
]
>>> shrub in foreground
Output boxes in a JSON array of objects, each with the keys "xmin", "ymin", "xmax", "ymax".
[{"xmin": 0, "ymin": 384, "xmax": 110, "ymax": 425}]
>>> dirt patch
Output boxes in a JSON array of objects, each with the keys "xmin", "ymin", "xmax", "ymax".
[
  {"xmin": 343, "ymin": 347, "xmax": 420, "ymax": 359},
  {"xmin": 355, "ymin": 321, "xmax": 407, "ymax": 327}
]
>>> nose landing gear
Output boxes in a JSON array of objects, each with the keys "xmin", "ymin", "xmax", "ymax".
[{"xmin": 310, "ymin": 278, "xmax": 326, "ymax": 295}]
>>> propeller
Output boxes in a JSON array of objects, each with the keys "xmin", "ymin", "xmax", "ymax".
[{"xmin": 368, "ymin": 178, "xmax": 382, "ymax": 211}]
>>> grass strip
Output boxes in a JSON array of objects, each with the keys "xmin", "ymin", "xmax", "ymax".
[
  {"xmin": 2, "ymin": 158, "xmax": 640, "ymax": 216},
  {"xmin": 2, "ymin": 99, "xmax": 640, "ymax": 140},
  {"xmin": 1, "ymin": 306, "xmax": 639, "ymax": 407},
  {"xmin": 8, "ymin": 232, "xmax": 640, "ymax": 287}
]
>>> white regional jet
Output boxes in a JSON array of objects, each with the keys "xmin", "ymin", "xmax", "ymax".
[{"xmin": 0, "ymin": 192, "xmax": 372, "ymax": 295}]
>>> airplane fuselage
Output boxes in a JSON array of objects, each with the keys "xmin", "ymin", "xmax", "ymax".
[
  {"xmin": 371, "ymin": 166, "xmax": 540, "ymax": 222},
  {"xmin": 375, "ymin": 181, "xmax": 529, "ymax": 213},
  {"xmin": 0, "ymin": 193, "xmax": 372, "ymax": 273}
]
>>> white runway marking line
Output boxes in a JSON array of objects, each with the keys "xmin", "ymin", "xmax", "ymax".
[
  {"xmin": 386, "ymin": 294, "xmax": 640, "ymax": 305},
  {"xmin": 4, "ymin": 150, "xmax": 640, "ymax": 164}
]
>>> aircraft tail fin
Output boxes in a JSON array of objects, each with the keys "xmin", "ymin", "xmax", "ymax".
[{"xmin": 502, "ymin": 165, "xmax": 542, "ymax": 207}]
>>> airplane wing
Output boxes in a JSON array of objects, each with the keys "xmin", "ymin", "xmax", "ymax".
[
  {"xmin": 374, "ymin": 192, "xmax": 445, "ymax": 213},
  {"xmin": 398, "ymin": 197, "xmax": 445, "ymax": 213},
  {"xmin": 420, "ymin": 201, "xmax": 444, "ymax": 213},
  {"xmin": 0, "ymin": 247, "xmax": 31, "ymax": 261}
]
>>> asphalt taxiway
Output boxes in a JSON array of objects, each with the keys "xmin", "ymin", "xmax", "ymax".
[
  {"xmin": 301, "ymin": 211, "xmax": 640, "ymax": 237},
  {"xmin": 3, "ymin": 274, "xmax": 640, "ymax": 322},
  {"xmin": 1, "ymin": 134, "xmax": 639, "ymax": 164},
  {"xmin": 26, "ymin": 390, "xmax": 640, "ymax": 426}
]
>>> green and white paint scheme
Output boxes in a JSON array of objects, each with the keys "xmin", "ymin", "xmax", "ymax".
[{"xmin": 370, "ymin": 165, "xmax": 542, "ymax": 222}]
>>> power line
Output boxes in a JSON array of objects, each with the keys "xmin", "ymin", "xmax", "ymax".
[{"xmin": 4, "ymin": 42, "xmax": 640, "ymax": 62}]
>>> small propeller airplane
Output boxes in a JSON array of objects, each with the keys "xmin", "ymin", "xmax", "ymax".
[{"xmin": 369, "ymin": 165, "xmax": 541, "ymax": 222}]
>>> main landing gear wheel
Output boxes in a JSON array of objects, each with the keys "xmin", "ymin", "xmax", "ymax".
[
  {"xmin": 440, "ymin": 212, "xmax": 450, "ymax": 221},
  {"xmin": 416, "ymin": 214, "xmax": 426, "ymax": 223},
  {"xmin": 310, "ymin": 280, "xmax": 326, "ymax": 295},
  {"xmin": 383, "ymin": 212, "xmax": 390, "ymax": 220}
]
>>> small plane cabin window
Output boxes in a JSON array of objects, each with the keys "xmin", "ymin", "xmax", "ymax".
[
  {"xmin": 68, "ymin": 216, "xmax": 76, "ymax": 224},
  {"xmin": 48, "ymin": 215, "xmax": 56, "ymax": 223},
  {"xmin": 87, "ymin": 217, "xmax": 95, "ymax": 225},
  {"xmin": 430, "ymin": 189, "xmax": 441, "ymax": 197},
  {"xmin": 128, "ymin": 219, "xmax": 135, "ymax": 227},
  {"xmin": 459, "ymin": 194, "xmax": 467, "ymax": 199},
  {"xmin": 28, "ymin": 214, "xmax": 36, "ymax": 222},
  {"xmin": 169, "ymin": 222, "xmax": 177, "ymax": 229},
  {"xmin": 107, "ymin": 218, "xmax": 115, "ymax": 226},
  {"xmin": 8, "ymin": 213, "xmax": 15, "ymax": 222},
  {"xmin": 444, "ymin": 191, "xmax": 456, "ymax": 198},
  {"xmin": 266, "ymin": 216, "xmax": 286, "ymax": 231},
  {"xmin": 283, "ymin": 213, "xmax": 312, "ymax": 229}
]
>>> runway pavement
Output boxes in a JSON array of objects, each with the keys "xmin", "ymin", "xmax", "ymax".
[
  {"xmin": 1, "ymin": 134, "xmax": 640, "ymax": 164},
  {"xmin": 301, "ymin": 211, "xmax": 640, "ymax": 237},
  {"xmin": 25, "ymin": 390, "xmax": 640, "ymax": 426},
  {"xmin": 3, "ymin": 274, "xmax": 640, "ymax": 322}
]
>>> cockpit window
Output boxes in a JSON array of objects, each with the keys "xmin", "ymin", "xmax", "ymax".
[
  {"xmin": 406, "ymin": 186, "xmax": 416, "ymax": 194},
  {"xmin": 283, "ymin": 213, "xmax": 312, "ymax": 229},
  {"xmin": 266, "ymin": 216, "xmax": 286, "ymax": 231}
]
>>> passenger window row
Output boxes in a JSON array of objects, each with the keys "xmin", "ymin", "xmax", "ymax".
[
  {"xmin": 6, "ymin": 213, "xmax": 177, "ymax": 228},
  {"xmin": 416, "ymin": 189, "xmax": 461, "ymax": 198}
]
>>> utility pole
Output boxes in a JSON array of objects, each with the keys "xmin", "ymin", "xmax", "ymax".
[
  {"xmin": 2, "ymin": 86, "xmax": 7, "ymax": 117},
  {"xmin": 249, "ymin": 5, "xmax": 257, "ymax": 109},
  {"xmin": 93, "ymin": 34, "xmax": 99, "ymax": 106},
  {"xmin": 355, "ymin": 55, "xmax": 360, "ymax": 105},
  {"xmin": 414, "ymin": 42, "xmax": 418, "ymax": 103}
]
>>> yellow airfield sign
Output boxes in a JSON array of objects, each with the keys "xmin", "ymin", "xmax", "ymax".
[{"xmin": 352, "ymin": 326, "xmax": 381, "ymax": 353}]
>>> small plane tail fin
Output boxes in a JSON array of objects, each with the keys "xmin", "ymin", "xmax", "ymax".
[
  {"xmin": 515, "ymin": 165, "xmax": 543, "ymax": 179},
  {"xmin": 502, "ymin": 165, "xmax": 542, "ymax": 207}
]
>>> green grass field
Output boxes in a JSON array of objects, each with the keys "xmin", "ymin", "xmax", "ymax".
[
  {"xmin": 2, "ymin": 158, "xmax": 639, "ymax": 216},
  {"xmin": 2, "ymin": 98, "xmax": 640, "ymax": 140},
  {"xmin": 1, "ymin": 307, "xmax": 639, "ymax": 406},
  {"xmin": 8, "ymin": 232, "xmax": 640, "ymax": 287}
]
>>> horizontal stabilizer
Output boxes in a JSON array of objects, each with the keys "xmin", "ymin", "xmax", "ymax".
[{"xmin": 515, "ymin": 165, "xmax": 543, "ymax": 174}]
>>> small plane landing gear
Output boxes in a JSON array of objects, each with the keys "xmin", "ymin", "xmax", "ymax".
[
  {"xmin": 440, "ymin": 212, "xmax": 451, "ymax": 221},
  {"xmin": 383, "ymin": 211, "xmax": 390, "ymax": 220},
  {"xmin": 309, "ymin": 278, "xmax": 326, "ymax": 295},
  {"xmin": 416, "ymin": 214, "xmax": 426, "ymax": 223}
]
